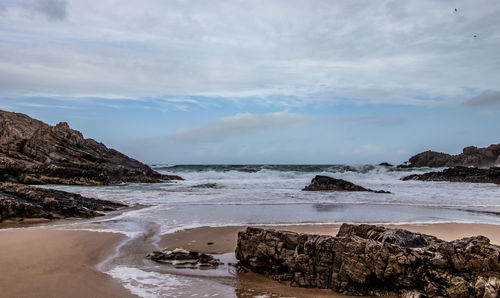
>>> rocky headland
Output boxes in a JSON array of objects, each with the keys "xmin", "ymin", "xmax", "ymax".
[
  {"xmin": 402, "ymin": 166, "xmax": 500, "ymax": 184},
  {"xmin": 0, "ymin": 110, "xmax": 182, "ymax": 222},
  {"xmin": 0, "ymin": 182, "xmax": 125, "ymax": 221},
  {"xmin": 236, "ymin": 224, "xmax": 500, "ymax": 297},
  {"xmin": 399, "ymin": 143, "xmax": 500, "ymax": 168},
  {"xmin": 0, "ymin": 110, "xmax": 182, "ymax": 185},
  {"xmin": 303, "ymin": 175, "xmax": 390, "ymax": 193}
]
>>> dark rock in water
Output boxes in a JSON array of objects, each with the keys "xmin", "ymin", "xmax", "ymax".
[
  {"xmin": 399, "ymin": 143, "xmax": 500, "ymax": 168},
  {"xmin": 303, "ymin": 175, "xmax": 390, "ymax": 194},
  {"xmin": 192, "ymin": 183, "xmax": 223, "ymax": 189},
  {"xmin": 402, "ymin": 166, "xmax": 500, "ymax": 184},
  {"xmin": 147, "ymin": 248, "xmax": 221, "ymax": 269},
  {"xmin": 378, "ymin": 162, "xmax": 393, "ymax": 167},
  {"xmin": 236, "ymin": 224, "xmax": 500, "ymax": 297},
  {"xmin": 0, "ymin": 110, "xmax": 183, "ymax": 185},
  {"xmin": 0, "ymin": 182, "xmax": 126, "ymax": 221}
]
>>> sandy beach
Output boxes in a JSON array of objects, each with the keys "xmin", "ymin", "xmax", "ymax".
[
  {"xmin": 2, "ymin": 222, "xmax": 498, "ymax": 298},
  {"xmin": 0, "ymin": 228, "xmax": 137, "ymax": 298}
]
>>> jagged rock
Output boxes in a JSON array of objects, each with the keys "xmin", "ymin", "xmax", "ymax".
[
  {"xmin": 147, "ymin": 248, "xmax": 221, "ymax": 269},
  {"xmin": 402, "ymin": 166, "xmax": 500, "ymax": 184},
  {"xmin": 399, "ymin": 143, "xmax": 500, "ymax": 168},
  {"xmin": 0, "ymin": 182, "xmax": 125, "ymax": 221},
  {"xmin": 0, "ymin": 110, "xmax": 182, "ymax": 185},
  {"xmin": 303, "ymin": 175, "xmax": 390, "ymax": 194},
  {"xmin": 236, "ymin": 224, "xmax": 500, "ymax": 297}
]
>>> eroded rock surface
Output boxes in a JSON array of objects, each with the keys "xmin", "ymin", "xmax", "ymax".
[
  {"xmin": 0, "ymin": 182, "xmax": 125, "ymax": 221},
  {"xmin": 402, "ymin": 166, "xmax": 500, "ymax": 184},
  {"xmin": 400, "ymin": 143, "xmax": 500, "ymax": 168},
  {"xmin": 303, "ymin": 175, "xmax": 390, "ymax": 193},
  {"xmin": 236, "ymin": 224, "xmax": 500, "ymax": 297},
  {"xmin": 0, "ymin": 110, "xmax": 182, "ymax": 185},
  {"xmin": 147, "ymin": 248, "xmax": 221, "ymax": 269}
]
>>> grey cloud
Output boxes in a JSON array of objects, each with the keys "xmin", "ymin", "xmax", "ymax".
[
  {"xmin": 37, "ymin": 0, "xmax": 66, "ymax": 20},
  {"xmin": 0, "ymin": 1, "xmax": 499, "ymax": 103},
  {"xmin": 463, "ymin": 91, "xmax": 500, "ymax": 107},
  {"xmin": 170, "ymin": 111, "xmax": 311, "ymax": 143}
]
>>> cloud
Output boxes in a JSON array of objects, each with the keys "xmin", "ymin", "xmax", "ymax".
[
  {"xmin": 34, "ymin": 0, "xmax": 67, "ymax": 21},
  {"xmin": 331, "ymin": 115, "xmax": 408, "ymax": 126},
  {"xmin": 169, "ymin": 111, "xmax": 311, "ymax": 143},
  {"xmin": 0, "ymin": 1, "xmax": 499, "ymax": 106},
  {"xmin": 463, "ymin": 91, "xmax": 500, "ymax": 107}
]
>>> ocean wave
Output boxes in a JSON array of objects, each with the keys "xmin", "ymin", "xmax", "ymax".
[{"xmin": 152, "ymin": 164, "xmax": 436, "ymax": 174}]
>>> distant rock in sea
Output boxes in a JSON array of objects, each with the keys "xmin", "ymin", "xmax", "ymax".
[
  {"xmin": 399, "ymin": 143, "xmax": 500, "ymax": 168},
  {"xmin": 378, "ymin": 162, "xmax": 393, "ymax": 167},
  {"xmin": 0, "ymin": 110, "xmax": 182, "ymax": 185},
  {"xmin": 303, "ymin": 175, "xmax": 390, "ymax": 193},
  {"xmin": 0, "ymin": 182, "xmax": 125, "ymax": 221},
  {"xmin": 402, "ymin": 166, "xmax": 500, "ymax": 184},
  {"xmin": 236, "ymin": 224, "xmax": 500, "ymax": 297}
]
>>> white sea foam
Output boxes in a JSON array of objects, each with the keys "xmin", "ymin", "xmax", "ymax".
[
  {"xmin": 35, "ymin": 164, "xmax": 500, "ymax": 297},
  {"xmin": 106, "ymin": 266, "xmax": 185, "ymax": 298}
]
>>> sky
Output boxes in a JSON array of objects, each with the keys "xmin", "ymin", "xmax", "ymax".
[{"xmin": 1, "ymin": 0, "xmax": 500, "ymax": 164}]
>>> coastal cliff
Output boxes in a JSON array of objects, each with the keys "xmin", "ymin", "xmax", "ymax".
[
  {"xmin": 236, "ymin": 224, "xmax": 500, "ymax": 297},
  {"xmin": 400, "ymin": 143, "xmax": 500, "ymax": 168},
  {"xmin": 0, "ymin": 110, "xmax": 182, "ymax": 185}
]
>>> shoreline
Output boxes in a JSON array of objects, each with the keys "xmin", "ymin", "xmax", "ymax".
[{"xmin": 1, "ymin": 222, "xmax": 500, "ymax": 297}]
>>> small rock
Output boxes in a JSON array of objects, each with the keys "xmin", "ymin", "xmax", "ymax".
[{"xmin": 303, "ymin": 175, "xmax": 390, "ymax": 193}]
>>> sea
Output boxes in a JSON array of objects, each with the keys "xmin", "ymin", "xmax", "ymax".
[{"xmin": 42, "ymin": 164, "xmax": 500, "ymax": 297}]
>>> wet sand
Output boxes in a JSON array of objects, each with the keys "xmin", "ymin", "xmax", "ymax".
[
  {"xmin": 160, "ymin": 223, "xmax": 500, "ymax": 254},
  {"xmin": 0, "ymin": 228, "xmax": 137, "ymax": 298}
]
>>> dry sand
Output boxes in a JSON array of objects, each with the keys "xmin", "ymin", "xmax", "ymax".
[{"xmin": 0, "ymin": 228, "xmax": 137, "ymax": 298}]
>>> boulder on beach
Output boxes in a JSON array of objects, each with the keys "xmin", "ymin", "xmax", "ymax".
[
  {"xmin": 236, "ymin": 224, "xmax": 500, "ymax": 297},
  {"xmin": 399, "ymin": 143, "xmax": 500, "ymax": 168},
  {"xmin": 0, "ymin": 182, "xmax": 126, "ymax": 222},
  {"xmin": 146, "ymin": 248, "xmax": 221, "ymax": 269},
  {"xmin": 0, "ymin": 110, "xmax": 182, "ymax": 185},
  {"xmin": 402, "ymin": 166, "xmax": 500, "ymax": 184},
  {"xmin": 302, "ymin": 175, "xmax": 390, "ymax": 193}
]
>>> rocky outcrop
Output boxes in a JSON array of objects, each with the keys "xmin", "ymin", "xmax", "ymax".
[
  {"xmin": 402, "ymin": 166, "xmax": 500, "ymax": 184},
  {"xmin": 0, "ymin": 182, "xmax": 125, "ymax": 221},
  {"xmin": 303, "ymin": 175, "xmax": 390, "ymax": 194},
  {"xmin": 147, "ymin": 248, "xmax": 221, "ymax": 269},
  {"xmin": 236, "ymin": 224, "xmax": 500, "ymax": 297},
  {"xmin": 378, "ymin": 162, "xmax": 393, "ymax": 167},
  {"xmin": 400, "ymin": 143, "xmax": 500, "ymax": 168},
  {"xmin": 0, "ymin": 110, "xmax": 182, "ymax": 185}
]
